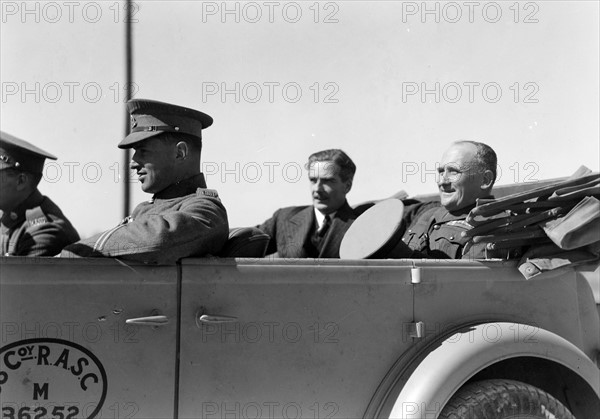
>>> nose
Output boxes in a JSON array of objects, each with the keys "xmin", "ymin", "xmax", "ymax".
[
  {"xmin": 313, "ymin": 179, "xmax": 325, "ymax": 192},
  {"xmin": 129, "ymin": 159, "xmax": 140, "ymax": 171},
  {"xmin": 438, "ymin": 170, "xmax": 450, "ymax": 186}
]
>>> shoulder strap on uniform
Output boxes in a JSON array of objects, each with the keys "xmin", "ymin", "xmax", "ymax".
[
  {"xmin": 24, "ymin": 206, "xmax": 49, "ymax": 227},
  {"xmin": 197, "ymin": 188, "xmax": 220, "ymax": 199}
]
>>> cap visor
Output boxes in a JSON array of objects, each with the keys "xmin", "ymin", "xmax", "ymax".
[{"xmin": 118, "ymin": 130, "xmax": 165, "ymax": 149}]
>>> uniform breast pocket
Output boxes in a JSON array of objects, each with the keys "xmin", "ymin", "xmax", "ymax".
[{"xmin": 430, "ymin": 231, "xmax": 466, "ymax": 259}]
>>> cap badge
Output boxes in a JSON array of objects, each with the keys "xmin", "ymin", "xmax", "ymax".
[
  {"xmin": 130, "ymin": 115, "xmax": 137, "ymax": 129},
  {"xmin": 0, "ymin": 154, "xmax": 18, "ymax": 168}
]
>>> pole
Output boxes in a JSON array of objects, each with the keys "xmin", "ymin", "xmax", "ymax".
[{"xmin": 123, "ymin": 0, "xmax": 133, "ymax": 217}]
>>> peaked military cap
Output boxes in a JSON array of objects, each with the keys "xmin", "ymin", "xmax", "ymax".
[
  {"xmin": 0, "ymin": 131, "xmax": 57, "ymax": 174},
  {"xmin": 340, "ymin": 199, "xmax": 409, "ymax": 259},
  {"xmin": 119, "ymin": 99, "xmax": 214, "ymax": 149}
]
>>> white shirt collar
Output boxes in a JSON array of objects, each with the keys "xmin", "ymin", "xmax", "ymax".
[{"xmin": 314, "ymin": 208, "xmax": 335, "ymax": 229}]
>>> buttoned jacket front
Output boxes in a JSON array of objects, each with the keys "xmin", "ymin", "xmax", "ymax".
[
  {"xmin": 258, "ymin": 201, "xmax": 358, "ymax": 258},
  {"xmin": 402, "ymin": 202, "xmax": 507, "ymax": 260}
]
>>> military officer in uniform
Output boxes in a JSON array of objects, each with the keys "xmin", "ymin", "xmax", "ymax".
[
  {"xmin": 258, "ymin": 149, "xmax": 358, "ymax": 258},
  {"xmin": 402, "ymin": 140, "xmax": 504, "ymax": 259},
  {"xmin": 62, "ymin": 99, "xmax": 229, "ymax": 264},
  {"xmin": 0, "ymin": 131, "xmax": 80, "ymax": 256}
]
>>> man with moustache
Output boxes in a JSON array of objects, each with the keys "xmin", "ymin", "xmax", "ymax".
[
  {"xmin": 258, "ymin": 149, "xmax": 358, "ymax": 258},
  {"xmin": 401, "ymin": 140, "xmax": 504, "ymax": 259},
  {"xmin": 62, "ymin": 99, "xmax": 229, "ymax": 264}
]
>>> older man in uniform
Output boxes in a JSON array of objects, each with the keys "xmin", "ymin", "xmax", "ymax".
[
  {"xmin": 0, "ymin": 131, "xmax": 79, "ymax": 256},
  {"xmin": 62, "ymin": 99, "xmax": 229, "ymax": 264},
  {"xmin": 401, "ymin": 140, "xmax": 503, "ymax": 259},
  {"xmin": 258, "ymin": 149, "xmax": 358, "ymax": 258}
]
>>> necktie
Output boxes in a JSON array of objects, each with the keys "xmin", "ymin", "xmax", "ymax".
[
  {"xmin": 318, "ymin": 215, "xmax": 331, "ymax": 237},
  {"xmin": 309, "ymin": 214, "xmax": 331, "ymax": 256}
]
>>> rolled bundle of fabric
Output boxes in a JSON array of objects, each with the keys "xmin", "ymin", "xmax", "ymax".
[{"xmin": 461, "ymin": 167, "xmax": 600, "ymax": 278}]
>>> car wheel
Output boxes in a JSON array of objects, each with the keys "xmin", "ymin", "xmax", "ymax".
[{"xmin": 439, "ymin": 379, "xmax": 575, "ymax": 419}]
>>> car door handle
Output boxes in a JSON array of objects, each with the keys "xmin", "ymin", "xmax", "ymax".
[
  {"xmin": 125, "ymin": 315, "xmax": 169, "ymax": 326},
  {"xmin": 196, "ymin": 313, "xmax": 238, "ymax": 325}
]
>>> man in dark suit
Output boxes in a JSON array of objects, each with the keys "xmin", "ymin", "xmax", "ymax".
[{"xmin": 258, "ymin": 149, "xmax": 357, "ymax": 258}]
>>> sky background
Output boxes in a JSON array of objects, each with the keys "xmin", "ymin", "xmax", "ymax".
[{"xmin": 1, "ymin": 0, "xmax": 599, "ymax": 237}]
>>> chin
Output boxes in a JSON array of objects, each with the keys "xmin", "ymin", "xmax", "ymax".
[
  {"xmin": 314, "ymin": 203, "xmax": 329, "ymax": 212},
  {"xmin": 441, "ymin": 200, "xmax": 459, "ymax": 211}
]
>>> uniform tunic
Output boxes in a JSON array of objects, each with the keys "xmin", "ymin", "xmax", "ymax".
[
  {"xmin": 402, "ymin": 200, "xmax": 509, "ymax": 260},
  {"xmin": 1, "ymin": 189, "xmax": 79, "ymax": 256},
  {"xmin": 62, "ymin": 174, "xmax": 228, "ymax": 264}
]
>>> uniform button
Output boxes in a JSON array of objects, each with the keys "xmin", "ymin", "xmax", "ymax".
[
  {"xmin": 402, "ymin": 238, "xmax": 406, "ymax": 242},
  {"xmin": 433, "ymin": 225, "xmax": 440, "ymax": 230},
  {"xmin": 408, "ymin": 229, "xmax": 412, "ymax": 233},
  {"xmin": 449, "ymin": 236, "xmax": 454, "ymax": 240}
]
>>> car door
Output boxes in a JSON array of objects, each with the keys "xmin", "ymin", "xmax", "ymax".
[
  {"xmin": 0, "ymin": 257, "xmax": 178, "ymax": 419},
  {"xmin": 177, "ymin": 259, "xmax": 415, "ymax": 419}
]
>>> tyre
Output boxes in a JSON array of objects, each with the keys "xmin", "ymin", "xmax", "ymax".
[{"xmin": 439, "ymin": 379, "xmax": 575, "ymax": 419}]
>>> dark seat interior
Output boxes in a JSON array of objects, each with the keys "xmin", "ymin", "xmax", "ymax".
[{"xmin": 218, "ymin": 227, "xmax": 270, "ymax": 258}]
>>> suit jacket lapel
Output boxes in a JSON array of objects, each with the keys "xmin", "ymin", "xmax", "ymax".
[{"xmin": 286, "ymin": 206, "xmax": 315, "ymax": 257}]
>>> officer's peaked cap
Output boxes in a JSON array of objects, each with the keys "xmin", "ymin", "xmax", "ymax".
[
  {"xmin": 0, "ymin": 131, "xmax": 57, "ymax": 174},
  {"xmin": 118, "ymin": 99, "xmax": 214, "ymax": 149}
]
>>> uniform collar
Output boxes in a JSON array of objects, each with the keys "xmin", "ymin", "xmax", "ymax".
[
  {"xmin": 1, "ymin": 189, "xmax": 44, "ymax": 228},
  {"xmin": 435, "ymin": 196, "xmax": 494, "ymax": 222},
  {"xmin": 153, "ymin": 173, "xmax": 207, "ymax": 200}
]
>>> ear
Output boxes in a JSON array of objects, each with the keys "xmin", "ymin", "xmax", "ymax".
[
  {"xmin": 175, "ymin": 141, "xmax": 189, "ymax": 161},
  {"xmin": 15, "ymin": 172, "xmax": 31, "ymax": 192},
  {"xmin": 344, "ymin": 178, "xmax": 353, "ymax": 194},
  {"xmin": 480, "ymin": 169, "xmax": 494, "ymax": 190}
]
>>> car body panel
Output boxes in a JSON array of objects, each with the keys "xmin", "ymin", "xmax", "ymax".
[
  {"xmin": 178, "ymin": 259, "xmax": 415, "ymax": 419},
  {"xmin": 0, "ymin": 258, "xmax": 178, "ymax": 419},
  {"xmin": 1, "ymin": 257, "xmax": 599, "ymax": 418}
]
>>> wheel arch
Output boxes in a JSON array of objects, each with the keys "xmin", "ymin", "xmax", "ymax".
[
  {"xmin": 366, "ymin": 322, "xmax": 600, "ymax": 419},
  {"xmin": 467, "ymin": 356, "xmax": 599, "ymax": 418}
]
